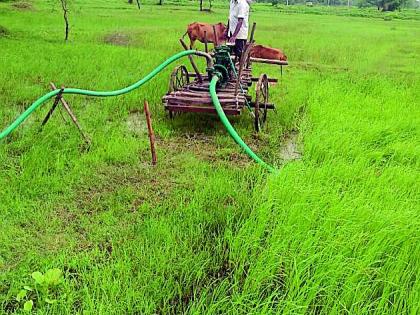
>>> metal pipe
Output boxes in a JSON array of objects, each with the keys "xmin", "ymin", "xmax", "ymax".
[
  {"xmin": 192, "ymin": 50, "xmax": 214, "ymax": 68},
  {"xmin": 179, "ymin": 39, "xmax": 203, "ymax": 82}
]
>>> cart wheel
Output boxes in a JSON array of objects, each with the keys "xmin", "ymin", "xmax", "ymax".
[
  {"xmin": 168, "ymin": 110, "xmax": 174, "ymax": 119},
  {"xmin": 254, "ymin": 74, "xmax": 269, "ymax": 132},
  {"xmin": 169, "ymin": 65, "xmax": 190, "ymax": 92}
]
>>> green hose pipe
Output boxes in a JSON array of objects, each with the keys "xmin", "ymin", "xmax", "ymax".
[
  {"xmin": 0, "ymin": 49, "xmax": 276, "ymax": 173},
  {"xmin": 0, "ymin": 50, "xmax": 205, "ymax": 140},
  {"xmin": 209, "ymin": 75, "xmax": 276, "ymax": 173}
]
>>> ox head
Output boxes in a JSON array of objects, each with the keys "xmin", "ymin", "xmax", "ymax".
[{"xmin": 279, "ymin": 52, "xmax": 287, "ymax": 61}]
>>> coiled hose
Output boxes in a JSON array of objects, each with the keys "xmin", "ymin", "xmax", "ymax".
[{"xmin": 0, "ymin": 50, "xmax": 275, "ymax": 172}]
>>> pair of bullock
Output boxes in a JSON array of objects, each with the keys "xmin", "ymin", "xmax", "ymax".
[{"xmin": 184, "ymin": 22, "xmax": 287, "ymax": 62}]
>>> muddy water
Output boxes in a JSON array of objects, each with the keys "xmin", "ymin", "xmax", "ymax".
[{"xmin": 279, "ymin": 131, "xmax": 302, "ymax": 162}]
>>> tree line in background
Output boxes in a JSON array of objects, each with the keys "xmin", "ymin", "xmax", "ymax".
[
  {"xmin": 266, "ymin": 0, "xmax": 418, "ymax": 11},
  {"xmin": 124, "ymin": 0, "xmax": 419, "ymax": 11},
  {"xmin": 128, "ymin": 0, "xmax": 213, "ymax": 10},
  {"xmin": 2, "ymin": 0, "xmax": 418, "ymax": 42},
  {"xmin": 357, "ymin": 0, "xmax": 416, "ymax": 10},
  {"xmin": 51, "ymin": 0, "xmax": 420, "ymax": 42}
]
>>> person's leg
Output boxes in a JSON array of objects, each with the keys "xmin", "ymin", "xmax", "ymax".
[
  {"xmin": 234, "ymin": 39, "xmax": 246, "ymax": 61},
  {"xmin": 229, "ymin": 42, "xmax": 235, "ymax": 56}
]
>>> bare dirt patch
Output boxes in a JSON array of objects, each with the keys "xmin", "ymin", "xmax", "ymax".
[
  {"xmin": 126, "ymin": 110, "xmax": 148, "ymax": 135},
  {"xmin": 161, "ymin": 133, "xmax": 218, "ymax": 161},
  {"xmin": 161, "ymin": 133, "xmax": 251, "ymax": 167},
  {"xmin": 104, "ymin": 32, "xmax": 131, "ymax": 46},
  {"xmin": 11, "ymin": 2, "xmax": 34, "ymax": 10}
]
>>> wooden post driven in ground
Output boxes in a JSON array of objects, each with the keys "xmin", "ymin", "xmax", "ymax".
[
  {"xmin": 179, "ymin": 39, "xmax": 203, "ymax": 83},
  {"xmin": 144, "ymin": 101, "xmax": 157, "ymax": 166}
]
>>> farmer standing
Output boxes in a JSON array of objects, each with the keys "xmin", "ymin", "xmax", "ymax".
[{"xmin": 227, "ymin": 0, "xmax": 251, "ymax": 60}]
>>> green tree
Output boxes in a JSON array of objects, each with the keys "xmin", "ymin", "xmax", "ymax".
[{"xmin": 358, "ymin": 0, "xmax": 407, "ymax": 10}]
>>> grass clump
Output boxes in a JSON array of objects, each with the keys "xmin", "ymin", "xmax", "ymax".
[{"xmin": 0, "ymin": 25, "xmax": 10, "ymax": 37}]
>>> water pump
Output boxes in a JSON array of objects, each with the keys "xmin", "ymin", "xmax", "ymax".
[{"xmin": 208, "ymin": 45, "xmax": 233, "ymax": 87}]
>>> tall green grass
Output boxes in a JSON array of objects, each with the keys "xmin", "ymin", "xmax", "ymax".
[{"xmin": 0, "ymin": 0, "xmax": 419, "ymax": 313}]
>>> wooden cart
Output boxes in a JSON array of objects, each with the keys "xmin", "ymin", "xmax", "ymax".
[{"xmin": 162, "ymin": 24, "xmax": 288, "ymax": 132}]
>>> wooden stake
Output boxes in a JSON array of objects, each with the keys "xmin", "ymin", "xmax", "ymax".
[
  {"xmin": 41, "ymin": 88, "xmax": 64, "ymax": 127},
  {"xmin": 212, "ymin": 25, "xmax": 219, "ymax": 47},
  {"xmin": 144, "ymin": 100, "xmax": 157, "ymax": 166},
  {"xmin": 179, "ymin": 38, "xmax": 203, "ymax": 83},
  {"xmin": 49, "ymin": 82, "xmax": 91, "ymax": 145},
  {"xmin": 204, "ymin": 30, "xmax": 208, "ymax": 53},
  {"xmin": 249, "ymin": 22, "xmax": 257, "ymax": 44}
]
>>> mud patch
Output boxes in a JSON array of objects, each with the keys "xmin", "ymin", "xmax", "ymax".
[
  {"xmin": 162, "ymin": 133, "xmax": 218, "ymax": 161},
  {"xmin": 127, "ymin": 111, "xmax": 147, "ymax": 135},
  {"xmin": 11, "ymin": 2, "xmax": 34, "ymax": 10},
  {"xmin": 279, "ymin": 131, "xmax": 302, "ymax": 163},
  {"xmin": 161, "ymin": 133, "xmax": 251, "ymax": 167},
  {"xmin": 104, "ymin": 33, "xmax": 131, "ymax": 46}
]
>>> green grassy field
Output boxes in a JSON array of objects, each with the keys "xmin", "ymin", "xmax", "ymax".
[{"xmin": 1, "ymin": 0, "xmax": 419, "ymax": 313}]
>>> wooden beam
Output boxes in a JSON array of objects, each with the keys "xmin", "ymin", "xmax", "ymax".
[
  {"xmin": 204, "ymin": 30, "xmax": 208, "ymax": 53},
  {"xmin": 165, "ymin": 105, "xmax": 241, "ymax": 115},
  {"xmin": 212, "ymin": 25, "xmax": 219, "ymax": 47},
  {"xmin": 250, "ymin": 58, "xmax": 288, "ymax": 66},
  {"xmin": 249, "ymin": 22, "xmax": 257, "ymax": 44},
  {"xmin": 251, "ymin": 77, "xmax": 278, "ymax": 83},
  {"xmin": 249, "ymin": 102, "xmax": 276, "ymax": 110}
]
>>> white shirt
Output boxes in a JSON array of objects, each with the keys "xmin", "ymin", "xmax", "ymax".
[{"xmin": 229, "ymin": 0, "xmax": 250, "ymax": 40}]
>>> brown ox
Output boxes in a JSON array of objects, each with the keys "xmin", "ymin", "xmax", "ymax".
[
  {"xmin": 250, "ymin": 44, "xmax": 287, "ymax": 62},
  {"xmin": 183, "ymin": 22, "xmax": 227, "ymax": 49}
]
